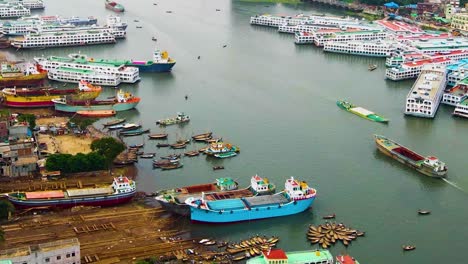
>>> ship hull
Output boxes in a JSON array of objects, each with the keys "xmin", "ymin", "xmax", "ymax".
[
  {"xmin": 189, "ymin": 197, "xmax": 315, "ymax": 223},
  {"xmin": 375, "ymin": 140, "xmax": 446, "ymax": 178},
  {"xmin": 158, "ymin": 201, "xmax": 191, "ymax": 216},
  {"xmin": 129, "ymin": 62, "xmax": 176, "ymax": 72},
  {"xmin": 8, "ymin": 191, "xmax": 135, "ymax": 209},
  {"xmin": 54, "ymin": 100, "xmax": 139, "ymax": 113},
  {"xmin": 2, "ymin": 90, "xmax": 101, "ymax": 108},
  {"xmin": 0, "ymin": 72, "xmax": 47, "ymax": 87}
]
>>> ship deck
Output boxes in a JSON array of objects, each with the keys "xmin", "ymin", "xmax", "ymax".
[
  {"xmin": 203, "ymin": 189, "xmax": 253, "ymax": 201},
  {"xmin": 244, "ymin": 194, "xmax": 289, "ymax": 207}
]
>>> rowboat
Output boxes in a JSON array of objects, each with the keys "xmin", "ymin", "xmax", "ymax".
[
  {"xmin": 170, "ymin": 143, "xmax": 186, "ymax": 149},
  {"xmin": 148, "ymin": 133, "xmax": 168, "ymax": 139},
  {"xmin": 184, "ymin": 151, "xmax": 200, "ymax": 157},
  {"xmin": 103, "ymin": 118, "xmax": 126, "ymax": 126},
  {"xmin": 192, "ymin": 132, "xmax": 212, "ymax": 139},
  {"xmin": 108, "ymin": 123, "xmax": 140, "ymax": 130},
  {"xmin": 77, "ymin": 110, "xmax": 116, "ymax": 117},
  {"xmin": 140, "ymin": 153, "xmax": 155, "ymax": 159},
  {"xmin": 153, "ymin": 158, "xmax": 180, "ymax": 168},
  {"xmin": 160, "ymin": 162, "xmax": 183, "ymax": 170},
  {"xmin": 119, "ymin": 129, "xmax": 150, "ymax": 137},
  {"xmin": 337, "ymin": 100, "xmax": 389, "ymax": 123},
  {"xmin": 368, "ymin": 64, "xmax": 377, "ymax": 71},
  {"xmin": 156, "ymin": 143, "xmax": 170, "ymax": 148}
]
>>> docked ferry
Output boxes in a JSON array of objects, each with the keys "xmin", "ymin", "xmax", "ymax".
[
  {"xmin": 250, "ymin": 14, "xmax": 359, "ymax": 28},
  {"xmin": 278, "ymin": 22, "xmax": 378, "ymax": 34},
  {"xmin": 7, "ymin": 176, "xmax": 136, "ymax": 209},
  {"xmin": 52, "ymin": 89, "xmax": 140, "ymax": 112},
  {"xmin": 35, "ymin": 53, "xmax": 140, "ymax": 84},
  {"xmin": 453, "ymin": 97, "xmax": 468, "ymax": 118},
  {"xmin": 404, "ymin": 64, "xmax": 446, "ymax": 118},
  {"xmin": 1, "ymin": 80, "xmax": 102, "ymax": 108},
  {"xmin": 10, "ymin": 29, "xmax": 116, "ymax": 49},
  {"xmin": 442, "ymin": 80, "xmax": 468, "ymax": 106},
  {"xmin": 247, "ymin": 249, "xmax": 333, "ymax": 264},
  {"xmin": 374, "ymin": 135, "xmax": 447, "ymax": 178},
  {"xmin": 19, "ymin": 15, "xmax": 98, "ymax": 26},
  {"xmin": 385, "ymin": 57, "xmax": 452, "ymax": 81},
  {"xmin": 0, "ymin": 62, "xmax": 47, "ymax": 87},
  {"xmin": 0, "ymin": 3, "xmax": 30, "ymax": 18},
  {"xmin": 385, "ymin": 50, "xmax": 468, "ymax": 69},
  {"xmin": 295, "ymin": 28, "xmax": 387, "ymax": 46},
  {"xmin": 47, "ymin": 67, "xmax": 121, "ymax": 86},
  {"xmin": 324, "ymin": 40, "xmax": 396, "ymax": 57},
  {"xmin": 185, "ymin": 176, "xmax": 316, "ymax": 223},
  {"xmin": 7, "ymin": 0, "xmax": 44, "ymax": 9}
]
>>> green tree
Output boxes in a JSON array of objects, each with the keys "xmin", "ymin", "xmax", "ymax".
[
  {"xmin": 69, "ymin": 117, "xmax": 96, "ymax": 130},
  {"xmin": 17, "ymin": 113, "xmax": 36, "ymax": 130},
  {"xmin": 45, "ymin": 153, "xmax": 106, "ymax": 173},
  {"xmin": 0, "ymin": 200, "xmax": 14, "ymax": 222},
  {"xmin": 91, "ymin": 137, "xmax": 125, "ymax": 167}
]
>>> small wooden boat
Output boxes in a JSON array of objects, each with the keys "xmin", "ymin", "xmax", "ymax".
[
  {"xmin": 103, "ymin": 118, "xmax": 126, "ymax": 126},
  {"xmin": 193, "ymin": 136, "xmax": 212, "ymax": 142},
  {"xmin": 322, "ymin": 213, "xmax": 336, "ymax": 219},
  {"xmin": 213, "ymin": 166, "xmax": 224, "ymax": 170},
  {"xmin": 184, "ymin": 151, "xmax": 200, "ymax": 157},
  {"xmin": 216, "ymin": 9, "xmax": 220, "ymax": 11},
  {"xmin": 160, "ymin": 162, "xmax": 183, "ymax": 170},
  {"xmin": 403, "ymin": 245, "xmax": 416, "ymax": 251},
  {"xmin": 192, "ymin": 132, "xmax": 213, "ymax": 139},
  {"xmin": 205, "ymin": 137, "xmax": 222, "ymax": 143},
  {"xmin": 136, "ymin": 26, "xmax": 143, "ymax": 28},
  {"xmin": 120, "ymin": 128, "xmax": 150, "ymax": 137},
  {"xmin": 199, "ymin": 147, "xmax": 208, "ymax": 153},
  {"xmin": 129, "ymin": 143, "xmax": 144, "ymax": 149},
  {"xmin": 252, "ymin": 247, "xmax": 260, "ymax": 255},
  {"xmin": 368, "ymin": 64, "xmax": 378, "ymax": 71},
  {"xmin": 356, "ymin": 231, "xmax": 365, "ymax": 237},
  {"xmin": 77, "ymin": 110, "xmax": 116, "ymax": 117},
  {"xmin": 160, "ymin": 154, "xmax": 181, "ymax": 160},
  {"xmin": 217, "ymin": 241, "xmax": 228, "ymax": 248},
  {"xmin": 176, "ymin": 139, "xmax": 190, "ymax": 144},
  {"xmin": 157, "ymin": 143, "xmax": 170, "ymax": 148},
  {"xmin": 232, "ymin": 255, "xmax": 245, "ymax": 261},
  {"xmin": 148, "ymin": 133, "xmax": 168, "ymax": 139},
  {"xmin": 166, "ymin": 10, "xmax": 172, "ymax": 13},
  {"xmin": 113, "ymin": 160, "xmax": 134, "ymax": 166},
  {"xmin": 140, "ymin": 153, "xmax": 155, "ymax": 159},
  {"xmin": 109, "ymin": 123, "xmax": 140, "ymax": 130},
  {"xmin": 170, "ymin": 143, "xmax": 187, "ymax": 149},
  {"xmin": 152, "ymin": 37, "xmax": 157, "ymax": 41},
  {"xmin": 199, "ymin": 239, "xmax": 210, "ymax": 244},
  {"xmin": 418, "ymin": 209, "xmax": 431, "ymax": 215}
]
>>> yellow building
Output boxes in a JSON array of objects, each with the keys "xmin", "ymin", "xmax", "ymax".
[{"xmin": 451, "ymin": 13, "xmax": 468, "ymax": 31}]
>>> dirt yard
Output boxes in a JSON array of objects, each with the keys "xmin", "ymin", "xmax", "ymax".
[
  {"xmin": 35, "ymin": 116, "xmax": 69, "ymax": 126},
  {"xmin": 37, "ymin": 134, "xmax": 93, "ymax": 155}
]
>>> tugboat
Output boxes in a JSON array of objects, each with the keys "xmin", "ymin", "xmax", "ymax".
[
  {"xmin": 105, "ymin": 0, "xmax": 125, "ymax": 12},
  {"xmin": 374, "ymin": 135, "xmax": 448, "ymax": 178}
]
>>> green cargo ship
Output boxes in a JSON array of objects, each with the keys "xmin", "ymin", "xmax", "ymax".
[{"xmin": 337, "ymin": 100, "xmax": 389, "ymax": 123}]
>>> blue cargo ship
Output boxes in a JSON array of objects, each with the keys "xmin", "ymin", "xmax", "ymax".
[{"xmin": 185, "ymin": 177, "xmax": 316, "ymax": 223}]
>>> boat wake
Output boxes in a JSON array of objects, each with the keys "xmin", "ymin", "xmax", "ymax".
[{"xmin": 442, "ymin": 178, "xmax": 468, "ymax": 193}]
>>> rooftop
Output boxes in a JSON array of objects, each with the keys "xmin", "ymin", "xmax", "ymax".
[
  {"xmin": 14, "ymin": 155, "xmax": 38, "ymax": 166},
  {"xmin": 57, "ymin": 66, "xmax": 94, "ymax": 74},
  {"xmin": 407, "ymin": 64, "xmax": 446, "ymax": 101}
]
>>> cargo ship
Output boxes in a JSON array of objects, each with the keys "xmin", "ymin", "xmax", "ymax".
[
  {"xmin": 7, "ymin": 176, "xmax": 136, "ymax": 209},
  {"xmin": 52, "ymin": 89, "xmax": 140, "ymax": 113},
  {"xmin": 105, "ymin": 0, "xmax": 124, "ymax": 12},
  {"xmin": 185, "ymin": 176, "xmax": 316, "ymax": 223},
  {"xmin": 155, "ymin": 175, "xmax": 275, "ymax": 216},
  {"xmin": 125, "ymin": 49, "xmax": 176, "ymax": 72},
  {"xmin": 0, "ymin": 62, "xmax": 47, "ymax": 87},
  {"xmin": 374, "ymin": 134, "xmax": 447, "ymax": 178},
  {"xmin": 247, "ymin": 249, "xmax": 333, "ymax": 264},
  {"xmin": 336, "ymin": 100, "xmax": 389, "ymax": 123},
  {"xmin": 1, "ymin": 80, "xmax": 102, "ymax": 108}
]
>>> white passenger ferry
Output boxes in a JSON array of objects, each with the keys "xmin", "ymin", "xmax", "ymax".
[
  {"xmin": 47, "ymin": 67, "xmax": 121, "ymax": 86},
  {"xmin": 453, "ymin": 98, "xmax": 468, "ymax": 118},
  {"xmin": 35, "ymin": 53, "xmax": 140, "ymax": 84},
  {"xmin": 386, "ymin": 50, "xmax": 468, "ymax": 69},
  {"xmin": 250, "ymin": 14, "xmax": 360, "ymax": 28},
  {"xmin": 10, "ymin": 29, "xmax": 116, "ymax": 49},
  {"xmin": 5, "ymin": 0, "xmax": 44, "ymax": 9},
  {"xmin": 279, "ymin": 22, "xmax": 380, "ymax": 34},
  {"xmin": 405, "ymin": 64, "xmax": 447, "ymax": 118},
  {"xmin": 295, "ymin": 28, "xmax": 387, "ymax": 46},
  {"xmin": 0, "ymin": 3, "xmax": 30, "ymax": 18},
  {"xmin": 386, "ymin": 57, "xmax": 452, "ymax": 81},
  {"xmin": 442, "ymin": 80, "xmax": 468, "ymax": 106},
  {"xmin": 324, "ymin": 40, "xmax": 397, "ymax": 57},
  {"xmin": 400, "ymin": 37, "xmax": 468, "ymax": 54}
]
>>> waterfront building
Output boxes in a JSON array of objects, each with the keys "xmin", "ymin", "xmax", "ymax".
[
  {"xmin": 324, "ymin": 40, "xmax": 397, "ymax": 57},
  {"xmin": 451, "ymin": 13, "xmax": 468, "ymax": 32},
  {"xmin": 442, "ymin": 78, "xmax": 468, "ymax": 106},
  {"xmin": 405, "ymin": 64, "xmax": 447, "ymax": 118},
  {"xmin": 0, "ymin": 238, "xmax": 80, "ymax": 264}
]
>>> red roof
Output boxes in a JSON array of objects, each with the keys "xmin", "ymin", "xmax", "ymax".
[
  {"xmin": 25, "ymin": 190, "xmax": 64, "ymax": 199},
  {"xmin": 336, "ymin": 255, "xmax": 357, "ymax": 264},
  {"xmin": 263, "ymin": 249, "xmax": 288, "ymax": 260}
]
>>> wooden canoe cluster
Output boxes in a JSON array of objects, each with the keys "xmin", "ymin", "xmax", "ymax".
[
  {"xmin": 307, "ymin": 222, "xmax": 365, "ymax": 248},
  {"xmin": 226, "ymin": 236, "xmax": 279, "ymax": 259}
]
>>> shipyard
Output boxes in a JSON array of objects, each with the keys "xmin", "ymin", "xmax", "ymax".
[{"xmin": 0, "ymin": 0, "xmax": 467, "ymax": 263}]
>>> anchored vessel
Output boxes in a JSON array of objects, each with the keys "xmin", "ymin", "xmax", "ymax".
[
  {"xmin": 404, "ymin": 64, "xmax": 446, "ymax": 118},
  {"xmin": 121, "ymin": 49, "xmax": 176, "ymax": 72},
  {"xmin": 0, "ymin": 3, "xmax": 30, "ymax": 18},
  {"xmin": 0, "ymin": 62, "xmax": 47, "ymax": 87},
  {"xmin": 324, "ymin": 40, "xmax": 396, "ymax": 57},
  {"xmin": 105, "ymin": 0, "xmax": 124, "ymax": 12},
  {"xmin": 337, "ymin": 100, "xmax": 389, "ymax": 123},
  {"xmin": 453, "ymin": 97, "xmax": 468, "ymax": 118},
  {"xmin": 247, "ymin": 249, "xmax": 333, "ymax": 264},
  {"xmin": 1, "ymin": 80, "xmax": 102, "ymax": 108},
  {"xmin": 374, "ymin": 134, "xmax": 447, "ymax": 178},
  {"xmin": 5, "ymin": 0, "xmax": 44, "ymax": 9},
  {"xmin": 186, "ymin": 177, "xmax": 316, "ymax": 223},
  {"xmin": 336, "ymin": 255, "xmax": 360, "ymax": 264},
  {"xmin": 52, "ymin": 89, "xmax": 140, "ymax": 113},
  {"xmin": 7, "ymin": 176, "xmax": 136, "ymax": 208},
  {"xmin": 156, "ymin": 112, "xmax": 190, "ymax": 126}
]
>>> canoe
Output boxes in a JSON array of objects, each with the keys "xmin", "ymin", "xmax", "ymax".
[
  {"xmin": 157, "ymin": 143, "xmax": 170, "ymax": 148},
  {"xmin": 160, "ymin": 154, "xmax": 181, "ymax": 160},
  {"xmin": 160, "ymin": 163, "xmax": 183, "ymax": 170},
  {"xmin": 193, "ymin": 136, "xmax": 212, "ymax": 142},
  {"xmin": 418, "ymin": 209, "xmax": 431, "ymax": 215},
  {"xmin": 153, "ymin": 159, "xmax": 180, "ymax": 167},
  {"xmin": 148, "ymin": 133, "xmax": 168, "ymax": 139},
  {"xmin": 403, "ymin": 245, "xmax": 416, "ymax": 251},
  {"xmin": 140, "ymin": 153, "xmax": 155, "ymax": 159},
  {"xmin": 213, "ymin": 166, "xmax": 224, "ymax": 170},
  {"xmin": 103, "ymin": 118, "xmax": 126, "ymax": 126},
  {"xmin": 192, "ymin": 132, "xmax": 213, "ymax": 139},
  {"xmin": 184, "ymin": 151, "xmax": 200, "ymax": 157},
  {"xmin": 120, "ymin": 129, "xmax": 150, "ymax": 137},
  {"xmin": 336, "ymin": 100, "xmax": 389, "ymax": 123},
  {"xmin": 77, "ymin": 110, "xmax": 116, "ymax": 117},
  {"xmin": 170, "ymin": 143, "xmax": 187, "ymax": 149}
]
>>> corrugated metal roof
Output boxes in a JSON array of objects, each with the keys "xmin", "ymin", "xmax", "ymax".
[
  {"xmin": 66, "ymin": 187, "xmax": 113, "ymax": 197},
  {"xmin": 25, "ymin": 190, "xmax": 64, "ymax": 199}
]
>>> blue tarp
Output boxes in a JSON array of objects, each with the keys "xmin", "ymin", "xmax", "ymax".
[
  {"xmin": 384, "ymin": 2, "xmax": 399, "ymax": 9},
  {"xmin": 405, "ymin": 4, "xmax": 417, "ymax": 9}
]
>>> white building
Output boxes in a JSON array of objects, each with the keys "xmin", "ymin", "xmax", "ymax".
[{"xmin": 0, "ymin": 238, "xmax": 81, "ymax": 264}]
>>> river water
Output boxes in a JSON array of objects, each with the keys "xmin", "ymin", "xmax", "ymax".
[{"xmin": 6, "ymin": 0, "xmax": 468, "ymax": 262}]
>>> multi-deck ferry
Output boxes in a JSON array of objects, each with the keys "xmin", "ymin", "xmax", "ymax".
[
  {"xmin": 453, "ymin": 97, "xmax": 468, "ymax": 118},
  {"xmin": 278, "ymin": 21, "xmax": 378, "ymax": 34},
  {"xmin": 47, "ymin": 67, "xmax": 121, "ymax": 86},
  {"xmin": 35, "ymin": 53, "xmax": 140, "ymax": 83},
  {"xmin": 0, "ymin": 3, "xmax": 30, "ymax": 18},
  {"xmin": 442, "ymin": 79, "xmax": 468, "ymax": 106},
  {"xmin": 10, "ymin": 29, "xmax": 117, "ymax": 49},
  {"xmin": 6, "ymin": 0, "xmax": 44, "ymax": 9},
  {"xmin": 250, "ymin": 14, "xmax": 359, "ymax": 28},
  {"xmin": 404, "ymin": 64, "xmax": 446, "ymax": 118},
  {"xmin": 324, "ymin": 40, "xmax": 396, "ymax": 57},
  {"xmin": 295, "ymin": 28, "xmax": 387, "ymax": 46},
  {"xmin": 19, "ymin": 15, "xmax": 98, "ymax": 26},
  {"xmin": 445, "ymin": 59, "xmax": 468, "ymax": 86},
  {"xmin": 385, "ymin": 57, "xmax": 452, "ymax": 81}
]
